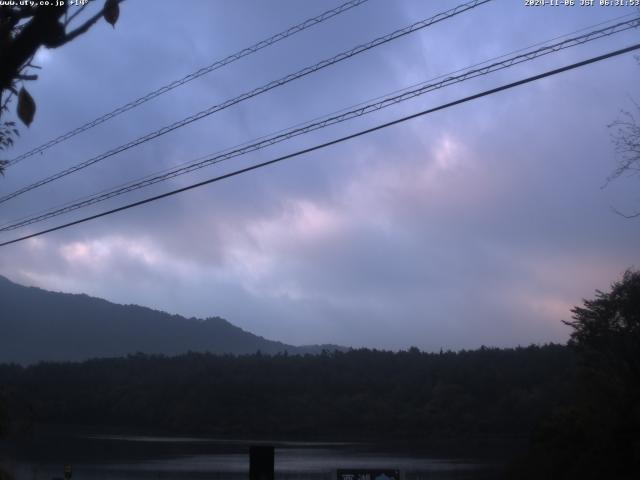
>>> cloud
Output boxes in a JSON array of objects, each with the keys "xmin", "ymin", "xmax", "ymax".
[{"xmin": 1, "ymin": 0, "xmax": 639, "ymax": 351}]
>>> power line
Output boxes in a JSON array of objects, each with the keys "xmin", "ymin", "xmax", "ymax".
[
  {"xmin": 3, "ymin": 16, "xmax": 637, "ymax": 231},
  {"xmin": 0, "ymin": 0, "xmax": 492, "ymax": 205},
  {"xmin": 2, "ymin": 16, "xmax": 637, "ymax": 233},
  {"xmin": 5, "ymin": 0, "xmax": 371, "ymax": 168},
  {"xmin": 1, "ymin": 42, "xmax": 638, "ymax": 248}
]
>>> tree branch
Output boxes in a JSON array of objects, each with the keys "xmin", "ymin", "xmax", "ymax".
[
  {"xmin": 611, "ymin": 206, "xmax": 640, "ymax": 219},
  {"xmin": 61, "ymin": 0, "xmax": 125, "ymax": 45},
  {"xmin": 16, "ymin": 74, "xmax": 37, "ymax": 81},
  {"xmin": 64, "ymin": 4, "xmax": 88, "ymax": 28},
  {"xmin": 60, "ymin": 7, "xmax": 105, "ymax": 44},
  {"xmin": 0, "ymin": 5, "xmax": 67, "ymax": 90}
]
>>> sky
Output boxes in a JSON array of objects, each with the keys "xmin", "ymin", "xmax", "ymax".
[{"xmin": 0, "ymin": 0, "xmax": 638, "ymax": 351}]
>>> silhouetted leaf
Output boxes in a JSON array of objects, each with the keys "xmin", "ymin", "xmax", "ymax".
[
  {"xmin": 42, "ymin": 21, "xmax": 66, "ymax": 48},
  {"xmin": 104, "ymin": 0, "xmax": 119, "ymax": 27},
  {"xmin": 17, "ymin": 87, "xmax": 35, "ymax": 127}
]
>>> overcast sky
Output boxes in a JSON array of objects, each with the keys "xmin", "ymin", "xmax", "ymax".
[{"xmin": 0, "ymin": 0, "xmax": 638, "ymax": 350}]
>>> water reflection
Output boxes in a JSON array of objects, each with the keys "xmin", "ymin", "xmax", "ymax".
[{"xmin": 2, "ymin": 430, "xmax": 502, "ymax": 480}]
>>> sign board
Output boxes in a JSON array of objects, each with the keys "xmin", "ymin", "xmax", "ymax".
[
  {"xmin": 337, "ymin": 469, "xmax": 400, "ymax": 480},
  {"xmin": 63, "ymin": 464, "xmax": 72, "ymax": 480}
]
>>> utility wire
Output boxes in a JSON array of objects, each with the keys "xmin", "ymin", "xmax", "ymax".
[
  {"xmin": 2, "ymin": 16, "xmax": 637, "ymax": 233},
  {"xmin": 5, "ymin": 0, "xmax": 371, "ymax": 167},
  {"xmin": 2, "ymin": 15, "xmax": 636, "ymax": 231},
  {"xmin": 42, "ymin": 0, "xmax": 635, "ymax": 227},
  {"xmin": 1, "ymin": 42, "xmax": 638, "ymax": 248},
  {"xmin": 0, "ymin": 0, "xmax": 492, "ymax": 205}
]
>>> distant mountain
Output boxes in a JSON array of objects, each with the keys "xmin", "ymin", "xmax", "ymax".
[{"xmin": 0, "ymin": 275, "xmax": 345, "ymax": 364}]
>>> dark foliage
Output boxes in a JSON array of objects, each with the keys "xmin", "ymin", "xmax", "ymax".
[
  {"xmin": 511, "ymin": 270, "xmax": 640, "ymax": 479},
  {"xmin": 0, "ymin": 1, "xmax": 123, "ymax": 174},
  {"xmin": 0, "ymin": 344, "xmax": 574, "ymax": 441}
]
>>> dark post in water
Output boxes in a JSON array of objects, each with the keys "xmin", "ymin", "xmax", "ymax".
[{"xmin": 250, "ymin": 445, "xmax": 274, "ymax": 480}]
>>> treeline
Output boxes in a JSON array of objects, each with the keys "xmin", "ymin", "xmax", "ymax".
[
  {"xmin": 0, "ymin": 345, "xmax": 575, "ymax": 439},
  {"xmin": 2, "ymin": 272, "xmax": 638, "ymax": 479}
]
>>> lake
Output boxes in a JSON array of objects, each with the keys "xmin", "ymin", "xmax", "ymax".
[{"xmin": 1, "ymin": 428, "xmax": 513, "ymax": 480}]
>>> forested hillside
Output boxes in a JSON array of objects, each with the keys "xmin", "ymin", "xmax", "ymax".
[
  {"xmin": 0, "ymin": 275, "xmax": 342, "ymax": 363},
  {"xmin": 0, "ymin": 345, "xmax": 574, "ymax": 439}
]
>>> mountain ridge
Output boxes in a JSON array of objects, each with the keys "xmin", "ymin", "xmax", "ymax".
[{"xmin": 0, "ymin": 275, "xmax": 346, "ymax": 364}]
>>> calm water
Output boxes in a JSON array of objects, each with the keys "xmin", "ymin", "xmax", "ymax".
[{"xmin": 1, "ymin": 429, "xmax": 509, "ymax": 480}]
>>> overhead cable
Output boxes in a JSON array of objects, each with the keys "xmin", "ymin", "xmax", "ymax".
[
  {"xmin": 2, "ymin": 16, "xmax": 637, "ymax": 233},
  {"xmin": 0, "ymin": 0, "xmax": 492, "ymax": 204},
  {"xmin": 5, "ymin": 0, "xmax": 371, "ymax": 167},
  {"xmin": 1, "ymin": 42, "xmax": 638, "ymax": 247}
]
